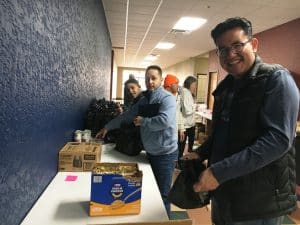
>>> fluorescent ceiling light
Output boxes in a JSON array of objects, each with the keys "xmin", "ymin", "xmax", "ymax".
[
  {"xmin": 173, "ymin": 17, "xmax": 207, "ymax": 32},
  {"xmin": 155, "ymin": 42, "xmax": 175, "ymax": 50},
  {"xmin": 144, "ymin": 54, "xmax": 159, "ymax": 61}
]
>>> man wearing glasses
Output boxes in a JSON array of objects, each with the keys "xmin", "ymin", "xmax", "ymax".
[{"xmin": 183, "ymin": 17, "xmax": 299, "ymax": 225}]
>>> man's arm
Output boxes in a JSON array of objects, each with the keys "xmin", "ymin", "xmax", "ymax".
[{"xmin": 96, "ymin": 100, "xmax": 140, "ymax": 138}]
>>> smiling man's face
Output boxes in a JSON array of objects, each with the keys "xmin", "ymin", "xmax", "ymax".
[{"xmin": 216, "ymin": 27, "xmax": 258, "ymax": 78}]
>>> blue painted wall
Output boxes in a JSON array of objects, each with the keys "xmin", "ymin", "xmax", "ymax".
[{"xmin": 0, "ymin": 0, "xmax": 111, "ymax": 224}]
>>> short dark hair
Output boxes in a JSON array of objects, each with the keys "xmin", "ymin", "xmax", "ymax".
[
  {"xmin": 183, "ymin": 76, "xmax": 197, "ymax": 89},
  {"xmin": 211, "ymin": 17, "xmax": 252, "ymax": 44},
  {"xmin": 145, "ymin": 65, "xmax": 162, "ymax": 77}
]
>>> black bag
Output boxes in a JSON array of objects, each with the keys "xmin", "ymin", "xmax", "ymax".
[
  {"xmin": 113, "ymin": 122, "xmax": 143, "ymax": 156},
  {"xmin": 107, "ymin": 101, "xmax": 160, "ymax": 156},
  {"xmin": 85, "ymin": 98, "xmax": 120, "ymax": 137},
  {"xmin": 104, "ymin": 124, "xmax": 143, "ymax": 156},
  {"xmin": 168, "ymin": 159, "xmax": 210, "ymax": 209}
]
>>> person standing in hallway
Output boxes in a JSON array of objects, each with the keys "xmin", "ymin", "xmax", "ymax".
[
  {"xmin": 123, "ymin": 74, "xmax": 136, "ymax": 110},
  {"xmin": 163, "ymin": 74, "xmax": 186, "ymax": 160},
  {"xmin": 180, "ymin": 76, "xmax": 198, "ymax": 153},
  {"xmin": 96, "ymin": 65, "xmax": 178, "ymax": 218},
  {"xmin": 183, "ymin": 17, "xmax": 299, "ymax": 225},
  {"xmin": 123, "ymin": 77, "xmax": 143, "ymax": 110}
]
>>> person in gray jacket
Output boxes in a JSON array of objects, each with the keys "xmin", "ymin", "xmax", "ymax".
[
  {"xmin": 183, "ymin": 17, "xmax": 299, "ymax": 225},
  {"xmin": 96, "ymin": 65, "xmax": 178, "ymax": 218},
  {"xmin": 180, "ymin": 76, "xmax": 197, "ymax": 153}
]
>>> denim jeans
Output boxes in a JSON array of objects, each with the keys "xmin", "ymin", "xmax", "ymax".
[
  {"xmin": 147, "ymin": 150, "xmax": 178, "ymax": 218},
  {"xmin": 178, "ymin": 126, "xmax": 196, "ymax": 153}
]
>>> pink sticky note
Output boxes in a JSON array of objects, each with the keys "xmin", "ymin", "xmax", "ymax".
[{"xmin": 65, "ymin": 175, "xmax": 78, "ymax": 181}]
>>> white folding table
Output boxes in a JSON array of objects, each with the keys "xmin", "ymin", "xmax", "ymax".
[{"xmin": 21, "ymin": 144, "xmax": 168, "ymax": 225}]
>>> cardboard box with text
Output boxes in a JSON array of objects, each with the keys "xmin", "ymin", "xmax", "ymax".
[
  {"xmin": 90, "ymin": 163, "xmax": 142, "ymax": 216},
  {"xmin": 58, "ymin": 142, "xmax": 101, "ymax": 172}
]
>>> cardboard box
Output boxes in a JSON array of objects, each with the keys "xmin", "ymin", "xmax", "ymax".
[
  {"xmin": 90, "ymin": 219, "xmax": 193, "ymax": 225},
  {"xmin": 90, "ymin": 163, "xmax": 142, "ymax": 216},
  {"xmin": 58, "ymin": 142, "xmax": 101, "ymax": 172}
]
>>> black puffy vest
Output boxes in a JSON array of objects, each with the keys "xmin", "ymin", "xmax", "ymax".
[{"xmin": 211, "ymin": 57, "xmax": 297, "ymax": 221}]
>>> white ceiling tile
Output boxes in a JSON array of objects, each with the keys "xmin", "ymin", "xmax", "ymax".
[{"xmin": 103, "ymin": 0, "xmax": 300, "ymax": 68}]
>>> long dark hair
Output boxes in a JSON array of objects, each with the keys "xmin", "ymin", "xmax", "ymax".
[{"xmin": 183, "ymin": 76, "xmax": 197, "ymax": 89}]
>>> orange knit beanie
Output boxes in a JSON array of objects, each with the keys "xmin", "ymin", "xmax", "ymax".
[{"xmin": 164, "ymin": 74, "xmax": 179, "ymax": 87}]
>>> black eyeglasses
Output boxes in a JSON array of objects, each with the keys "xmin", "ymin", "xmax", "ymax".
[{"xmin": 216, "ymin": 39, "xmax": 252, "ymax": 58}]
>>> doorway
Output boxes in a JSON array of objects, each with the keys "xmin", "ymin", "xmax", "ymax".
[
  {"xmin": 207, "ymin": 71, "xmax": 218, "ymax": 110},
  {"xmin": 196, "ymin": 73, "xmax": 208, "ymax": 103}
]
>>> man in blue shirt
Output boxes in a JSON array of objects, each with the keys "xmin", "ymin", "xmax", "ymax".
[
  {"xmin": 184, "ymin": 17, "xmax": 299, "ymax": 225},
  {"xmin": 96, "ymin": 65, "xmax": 178, "ymax": 218}
]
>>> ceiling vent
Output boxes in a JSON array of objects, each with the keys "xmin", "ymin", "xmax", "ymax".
[{"xmin": 169, "ymin": 29, "xmax": 190, "ymax": 34}]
